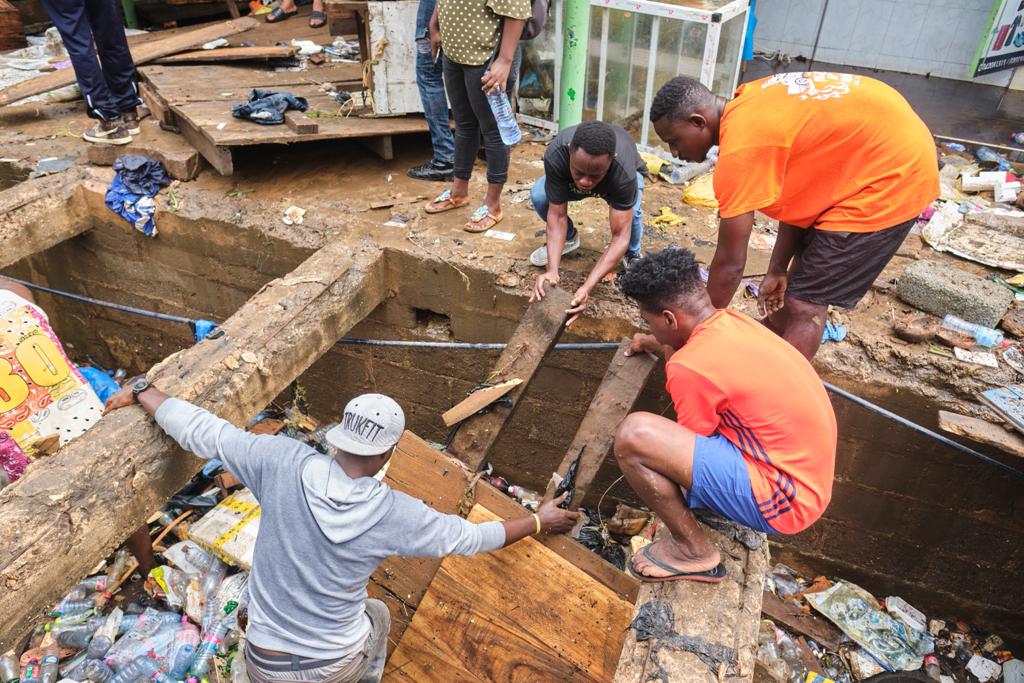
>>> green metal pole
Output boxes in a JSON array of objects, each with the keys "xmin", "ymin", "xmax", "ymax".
[
  {"xmin": 557, "ymin": 0, "xmax": 591, "ymax": 129},
  {"xmin": 121, "ymin": 0, "xmax": 139, "ymax": 30}
]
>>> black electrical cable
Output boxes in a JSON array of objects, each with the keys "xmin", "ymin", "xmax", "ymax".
[{"xmin": 5, "ymin": 277, "xmax": 1021, "ymax": 479}]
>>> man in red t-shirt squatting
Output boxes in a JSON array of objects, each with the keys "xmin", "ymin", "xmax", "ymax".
[{"xmin": 615, "ymin": 247, "xmax": 837, "ymax": 584}]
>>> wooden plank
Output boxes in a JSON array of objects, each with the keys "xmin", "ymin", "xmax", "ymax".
[
  {"xmin": 0, "ymin": 17, "xmax": 259, "ymax": 107},
  {"xmin": 442, "ymin": 378, "xmax": 522, "ymax": 427},
  {"xmin": 472, "ymin": 481, "xmax": 640, "ymax": 603},
  {"xmin": 447, "ymin": 287, "xmax": 572, "ymax": 471},
  {"xmin": 139, "ymin": 63, "xmax": 364, "ymax": 103},
  {"xmin": 614, "ymin": 521, "xmax": 770, "ymax": 682},
  {"xmin": 154, "ymin": 45, "xmax": 298, "ymax": 64},
  {"xmin": 0, "ymin": 244, "xmax": 389, "ymax": 651},
  {"xmin": 938, "ymin": 410, "xmax": 1024, "ymax": 458},
  {"xmin": 385, "ymin": 504, "xmax": 634, "ymax": 682},
  {"xmin": 543, "ymin": 338, "xmax": 657, "ymax": 507},
  {"xmin": 285, "ymin": 110, "xmax": 319, "ymax": 134},
  {"xmin": 361, "ymin": 134, "xmax": 394, "ymax": 160},
  {"xmin": 0, "ymin": 0, "xmax": 26, "ymax": 52},
  {"xmin": 138, "ymin": 80, "xmax": 174, "ymax": 128},
  {"xmin": 169, "ymin": 97, "xmax": 426, "ymax": 147},
  {"xmin": 760, "ymin": 591, "xmax": 842, "ymax": 653},
  {"xmin": 0, "ymin": 172, "xmax": 94, "ymax": 269},
  {"xmin": 979, "ymin": 386, "xmax": 1024, "ymax": 436},
  {"xmin": 175, "ymin": 109, "xmax": 233, "ymax": 175}
]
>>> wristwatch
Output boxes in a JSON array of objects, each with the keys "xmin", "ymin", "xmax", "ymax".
[{"xmin": 131, "ymin": 380, "xmax": 153, "ymax": 403}]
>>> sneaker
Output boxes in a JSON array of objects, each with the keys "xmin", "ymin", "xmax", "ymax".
[
  {"xmin": 83, "ymin": 120, "xmax": 132, "ymax": 145},
  {"xmin": 621, "ymin": 250, "xmax": 642, "ymax": 270},
  {"xmin": 530, "ymin": 232, "xmax": 580, "ymax": 267},
  {"xmin": 407, "ymin": 159, "xmax": 454, "ymax": 181},
  {"xmin": 120, "ymin": 109, "xmax": 141, "ymax": 135}
]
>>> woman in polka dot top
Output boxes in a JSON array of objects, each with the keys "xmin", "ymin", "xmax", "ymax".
[{"xmin": 422, "ymin": 0, "xmax": 532, "ymax": 232}]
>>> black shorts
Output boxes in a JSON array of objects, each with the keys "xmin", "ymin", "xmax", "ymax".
[{"xmin": 786, "ymin": 217, "xmax": 917, "ymax": 309}]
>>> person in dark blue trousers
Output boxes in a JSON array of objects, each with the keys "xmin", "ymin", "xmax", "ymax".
[
  {"xmin": 41, "ymin": 0, "xmax": 142, "ymax": 145},
  {"xmin": 408, "ymin": 0, "xmax": 456, "ymax": 181}
]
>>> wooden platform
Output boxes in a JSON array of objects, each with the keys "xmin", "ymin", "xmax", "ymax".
[{"xmin": 138, "ymin": 62, "xmax": 428, "ymax": 175}]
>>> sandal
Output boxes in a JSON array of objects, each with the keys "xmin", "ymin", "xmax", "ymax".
[
  {"xmin": 308, "ymin": 10, "xmax": 326, "ymax": 28},
  {"xmin": 265, "ymin": 6, "xmax": 297, "ymax": 22},
  {"xmin": 424, "ymin": 189, "xmax": 470, "ymax": 214},
  {"xmin": 627, "ymin": 542, "xmax": 727, "ymax": 584},
  {"xmin": 464, "ymin": 204, "xmax": 502, "ymax": 232}
]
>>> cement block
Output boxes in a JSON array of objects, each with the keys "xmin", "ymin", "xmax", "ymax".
[{"xmin": 896, "ymin": 260, "xmax": 1013, "ymax": 328}]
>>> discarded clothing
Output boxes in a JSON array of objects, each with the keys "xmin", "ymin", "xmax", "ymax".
[
  {"xmin": 821, "ymin": 321, "xmax": 847, "ymax": 343},
  {"xmin": 105, "ymin": 173, "xmax": 159, "ymax": 237},
  {"xmin": 112, "ymin": 154, "xmax": 171, "ymax": 195},
  {"xmin": 77, "ymin": 366, "xmax": 120, "ymax": 404},
  {"xmin": 232, "ymin": 89, "xmax": 308, "ymax": 125}
]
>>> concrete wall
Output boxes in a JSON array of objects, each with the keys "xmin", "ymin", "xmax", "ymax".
[
  {"xmin": 4, "ymin": 214, "xmax": 1022, "ymax": 641},
  {"xmin": 753, "ymin": 0, "xmax": 1012, "ymax": 86}
]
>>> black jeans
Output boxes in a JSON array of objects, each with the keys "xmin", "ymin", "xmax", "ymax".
[{"xmin": 442, "ymin": 55, "xmax": 516, "ymax": 185}]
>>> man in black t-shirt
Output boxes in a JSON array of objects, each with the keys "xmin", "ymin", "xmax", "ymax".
[{"xmin": 529, "ymin": 121, "xmax": 646, "ymax": 323}]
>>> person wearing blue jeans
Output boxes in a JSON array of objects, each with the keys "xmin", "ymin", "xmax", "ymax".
[
  {"xmin": 407, "ymin": 0, "xmax": 456, "ymax": 181},
  {"xmin": 529, "ymin": 121, "xmax": 648, "ymax": 325}
]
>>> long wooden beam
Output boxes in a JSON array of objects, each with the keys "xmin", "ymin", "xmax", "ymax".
[
  {"xmin": 0, "ymin": 243, "xmax": 387, "ymax": 650},
  {"xmin": 543, "ymin": 338, "xmax": 657, "ymax": 508},
  {"xmin": 0, "ymin": 18, "xmax": 258, "ymax": 107},
  {"xmin": 446, "ymin": 287, "xmax": 571, "ymax": 470},
  {"xmin": 0, "ymin": 173, "xmax": 99, "ymax": 269}
]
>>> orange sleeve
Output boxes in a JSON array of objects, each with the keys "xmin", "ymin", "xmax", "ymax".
[
  {"xmin": 665, "ymin": 361, "xmax": 728, "ymax": 436},
  {"xmin": 713, "ymin": 146, "xmax": 790, "ymax": 219}
]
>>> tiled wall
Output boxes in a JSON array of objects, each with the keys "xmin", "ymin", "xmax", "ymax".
[{"xmin": 753, "ymin": 0, "xmax": 1012, "ymax": 86}]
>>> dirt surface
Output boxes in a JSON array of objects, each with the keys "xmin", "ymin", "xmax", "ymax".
[{"xmin": 0, "ymin": 50, "xmax": 1020, "ymax": 420}]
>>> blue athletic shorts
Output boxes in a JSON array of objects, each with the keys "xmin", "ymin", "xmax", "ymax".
[{"xmin": 686, "ymin": 433, "xmax": 779, "ymax": 534}]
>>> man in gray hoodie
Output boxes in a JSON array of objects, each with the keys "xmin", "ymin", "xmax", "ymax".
[{"xmin": 104, "ymin": 383, "xmax": 578, "ymax": 683}]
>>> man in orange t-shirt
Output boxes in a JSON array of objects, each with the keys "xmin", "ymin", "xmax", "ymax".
[
  {"xmin": 614, "ymin": 247, "xmax": 836, "ymax": 583},
  {"xmin": 650, "ymin": 73, "xmax": 939, "ymax": 359}
]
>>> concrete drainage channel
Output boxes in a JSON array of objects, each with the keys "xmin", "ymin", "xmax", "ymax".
[{"xmin": 0, "ymin": 175, "xmax": 1022, "ymax": 675}]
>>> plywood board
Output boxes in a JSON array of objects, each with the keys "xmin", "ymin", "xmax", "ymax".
[
  {"xmin": 385, "ymin": 504, "xmax": 635, "ymax": 682},
  {"xmin": 139, "ymin": 62, "xmax": 363, "ymax": 100},
  {"xmin": 367, "ymin": 0, "xmax": 421, "ymax": 115}
]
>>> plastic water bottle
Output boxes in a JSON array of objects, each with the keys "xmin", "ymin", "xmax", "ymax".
[
  {"xmin": 60, "ymin": 651, "xmax": 90, "ymax": 681},
  {"xmin": 84, "ymin": 659, "xmax": 114, "ymax": 683},
  {"xmin": 52, "ymin": 609, "xmax": 97, "ymax": 627},
  {"xmin": 167, "ymin": 622, "xmax": 200, "ymax": 679},
  {"xmin": 201, "ymin": 559, "xmax": 227, "ymax": 607},
  {"xmin": 39, "ymin": 643, "xmax": 59, "ymax": 683},
  {"xmin": 88, "ymin": 607, "xmax": 123, "ymax": 658},
  {"xmin": 483, "ymin": 74, "xmax": 521, "ymax": 146},
  {"xmin": 108, "ymin": 656, "xmax": 160, "ymax": 683},
  {"xmin": 54, "ymin": 620, "xmax": 100, "ymax": 648},
  {"xmin": 20, "ymin": 658, "xmax": 41, "ymax": 683},
  {"xmin": 79, "ymin": 575, "xmax": 110, "ymax": 592},
  {"xmin": 190, "ymin": 618, "xmax": 233, "ymax": 677},
  {"xmin": 1013, "ymin": 132, "xmax": 1024, "ymax": 145},
  {"xmin": 105, "ymin": 548, "xmax": 129, "ymax": 591},
  {"xmin": 52, "ymin": 597, "xmax": 96, "ymax": 616},
  {"xmin": 941, "ymin": 314, "xmax": 1005, "ymax": 347},
  {"xmin": 0, "ymin": 654, "xmax": 20, "ymax": 683}
]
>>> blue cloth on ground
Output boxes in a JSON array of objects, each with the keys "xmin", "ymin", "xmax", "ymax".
[
  {"xmin": 192, "ymin": 319, "xmax": 219, "ymax": 342},
  {"xmin": 104, "ymin": 155, "xmax": 170, "ymax": 237},
  {"xmin": 821, "ymin": 321, "xmax": 847, "ymax": 343},
  {"xmin": 112, "ymin": 155, "xmax": 171, "ymax": 195},
  {"xmin": 78, "ymin": 366, "xmax": 120, "ymax": 404},
  {"xmin": 232, "ymin": 89, "xmax": 309, "ymax": 125}
]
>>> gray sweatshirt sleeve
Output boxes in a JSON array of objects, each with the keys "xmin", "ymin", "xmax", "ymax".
[
  {"xmin": 387, "ymin": 491, "xmax": 506, "ymax": 557},
  {"xmin": 154, "ymin": 398, "xmax": 299, "ymax": 499}
]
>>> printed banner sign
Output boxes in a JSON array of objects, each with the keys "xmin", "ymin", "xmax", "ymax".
[{"xmin": 973, "ymin": 1, "xmax": 1024, "ymax": 77}]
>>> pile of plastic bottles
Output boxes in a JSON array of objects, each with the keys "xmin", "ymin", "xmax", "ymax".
[{"xmin": 3, "ymin": 543, "xmax": 250, "ymax": 683}]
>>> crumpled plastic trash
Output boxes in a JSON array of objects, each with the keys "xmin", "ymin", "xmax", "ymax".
[
  {"xmin": 232, "ymin": 89, "xmax": 309, "ymax": 125},
  {"xmin": 202, "ymin": 38, "xmax": 229, "ymax": 50},
  {"xmin": 630, "ymin": 600, "xmax": 737, "ymax": 675},
  {"xmin": 652, "ymin": 206, "xmax": 685, "ymax": 227},
  {"xmin": 682, "ymin": 173, "xmax": 718, "ymax": 208},
  {"xmin": 290, "ymin": 39, "xmax": 323, "ymax": 56},
  {"xmin": 821, "ymin": 321, "xmax": 846, "ymax": 343},
  {"xmin": 805, "ymin": 581, "xmax": 934, "ymax": 671},
  {"xmin": 282, "ymin": 205, "xmax": 306, "ymax": 225}
]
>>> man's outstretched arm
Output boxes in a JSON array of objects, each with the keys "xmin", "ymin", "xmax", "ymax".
[{"xmin": 706, "ymin": 212, "xmax": 754, "ymax": 308}]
